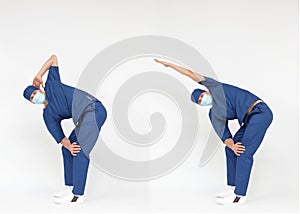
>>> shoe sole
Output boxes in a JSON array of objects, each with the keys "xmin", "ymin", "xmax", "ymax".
[
  {"xmin": 216, "ymin": 199, "xmax": 246, "ymax": 206},
  {"xmin": 215, "ymin": 194, "xmax": 233, "ymax": 198},
  {"xmin": 53, "ymin": 194, "xmax": 70, "ymax": 198},
  {"xmin": 53, "ymin": 201, "xmax": 84, "ymax": 205}
]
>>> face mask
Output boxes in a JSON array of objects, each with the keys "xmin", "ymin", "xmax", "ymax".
[
  {"xmin": 200, "ymin": 93, "xmax": 213, "ymax": 106},
  {"xmin": 32, "ymin": 91, "xmax": 46, "ymax": 104}
]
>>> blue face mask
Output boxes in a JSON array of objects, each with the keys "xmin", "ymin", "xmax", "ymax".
[
  {"xmin": 32, "ymin": 91, "xmax": 46, "ymax": 104},
  {"xmin": 200, "ymin": 93, "xmax": 213, "ymax": 106}
]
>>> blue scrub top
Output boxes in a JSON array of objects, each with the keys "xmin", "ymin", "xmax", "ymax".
[
  {"xmin": 199, "ymin": 77, "xmax": 260, "ymax": 142},
  {"xmin": 43, "ymin": 66, "xmax": 99, "ymax": 143}
]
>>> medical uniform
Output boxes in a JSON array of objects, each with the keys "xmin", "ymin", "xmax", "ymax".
[
  {"xmin": 43, "ymin": 66, "xmax": 107, "ymax": 196},
  {"xmin": 199, "ymin": 77, "xmax": 273, "ymax": 196}
]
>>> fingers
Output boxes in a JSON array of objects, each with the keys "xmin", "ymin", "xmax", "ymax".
[
  {"xmin": 71, "ymin": 143, "xmax": 81, "ymax": 149},
  {"xmin": 236, "ymin": 150, "xmax": 244, "ymax": 156},
  {"xmin": 154, "ymin": 59, "xmax": 168, "ymax": 67},
  {"xmin": 33, "ymin": 80, "xmax": 39, "ymax": 88},
  {"xmin": 236, "ymin": 142, "xmax": 246, "ymax": 149},
  {"xmin": 232, "ymin": 142, "xmax": 246, "ymax": 156},
  {"xmin": 33, "ymin": 76, "xmax": 44, "ymax": 89},
  {"xmin": 33, "ymin": 80, "xmax": 43, "ymax": 89},
  {"xmin": 237, "ymin": 146, "xmax": 245, "ymax": 152},
  {"xmin": 72, "ymin": 147, "xmax": 81, "ymax": 152},
  {"xmin": 233, "ymin": 150, "xmax": 242, "ymax": 156},
  {"xmin": 235, "ymin": 151, "xmax": 241, "ymax": 156},
  {"xmin": 70, "ymin": 142, "xmax": 81, "ymax": 156},
  {"xmin": 40, "ymin": 80, "xmax": 45, "ymax": 88},
  {"xmin": 72, "ymin": 147, "xmax": 81, "ymax": 153}
]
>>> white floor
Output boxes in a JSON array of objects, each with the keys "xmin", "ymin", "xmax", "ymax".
[
  {"xmin": 1, "ymin": 162, "xmax": 298, "ymax": 214},
  {"xmin": 0, "ymin": 185, "xmax": 298, "ymax": 214}
]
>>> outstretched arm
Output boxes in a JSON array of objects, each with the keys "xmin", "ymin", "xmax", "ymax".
[
  {"xmin": 154, "ymin": 59, "xmax": 205, "ymax": 82},
  {"xmin": 33, "ymin": 55, "xmax": 58, "ymax": 88}
]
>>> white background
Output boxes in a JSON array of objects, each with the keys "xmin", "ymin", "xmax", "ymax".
[{"xmin": 0, "ymin": 0, "xmax": 298, "ymax": 213}]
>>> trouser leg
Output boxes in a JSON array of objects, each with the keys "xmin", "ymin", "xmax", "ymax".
[
  {"xmin": 234, "ymin": 104, "xmax": 273, "ymax": 196},
  {"xmin": 72, "ymin": 150, "xmax": 90, "ymax": 196},
  {"xmin": 62, "ymin": 146, "xmax": 74, "ymax": 186},
  {"xmin": 225, "ymin": 146, "xmax": 237, "ymax": 186},
  {"xmin": 62, "ymin": 129, "xmax": 80, "ymax": 187},
  {"xmin": 70, "ymin": 102, "xmax": 107, "ymax": 195},
  {"xmin": 67, "ymin": 129, "xmax": 91, "ymax": 196},
  {"xmin": 225, "ymin": 125, "xmax": 246, "ymax": 187},
  {"xmin": 234, "ymin": 124, "xmax": 262, "ymax": 196}
]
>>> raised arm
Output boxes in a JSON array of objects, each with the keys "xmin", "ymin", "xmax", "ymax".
[
  {"xmin": 154, "ymin": 59, "xmax": 205, "ymax": 82},
  {"xmin": 33, "ymin": 55, "xmax": 58, "ymax": 88}
]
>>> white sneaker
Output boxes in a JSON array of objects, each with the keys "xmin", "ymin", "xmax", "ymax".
[
  {"xmin": 53, "ymin": 193, "xmax": 84, "ymax": 204},
  {"xmin": 216, "ymin": 186, "xmax": 235, "ymax": 198},
  {"xmin": 53, "ymin": 186, "xmax": 73, "ymax": 198},
  {"xmin": 216, "ymin": 193, "xmax": 246, "ymax": 206}
]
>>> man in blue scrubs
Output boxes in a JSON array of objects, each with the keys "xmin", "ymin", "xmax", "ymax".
[
  {"xmin": 23, "ymin": 55, "xmax": 107, "ymax": 204},
  {"xmin": 155, "ymin": 59, "xmax": 273, "ymax": 205}
]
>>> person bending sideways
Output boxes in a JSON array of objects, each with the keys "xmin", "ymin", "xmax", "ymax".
[
  {"xmin": 23, "ymin": 55, "xmax": 107, "ymax": 204},
  {"xmin": 155, "ymin": 59, "xmax": 273, "ymax": 206}
]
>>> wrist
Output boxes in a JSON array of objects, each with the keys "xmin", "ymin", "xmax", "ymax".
[
  {"xmin": 65, "ymin": 143, "xmax": 71, "ymax": 150},
  {"xmin": 35, "ymin": 74, "xmax": 42, "ymax": 79},
  {"xmin": 60, "ymin": 137, "xmax": 71, "ymax": 149},
  {"xmin": 224, "ymin": 138, "xmax": 233, "ymax": 148}
]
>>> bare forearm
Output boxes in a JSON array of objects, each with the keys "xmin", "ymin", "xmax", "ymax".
[
  {"xmin": 168, "ymin": 63, "xmax": 193, "ymax": 77},
  {"xmin": 170, "ymin": 64, "xmax": 205, "ymax": 82},
  {"xmin": 155, "ymin": 59, "xmax": 205, "ymax": 82},
  {"xmin": 36, "ymin": 55, "xmax": 58, "ymax": 78}
]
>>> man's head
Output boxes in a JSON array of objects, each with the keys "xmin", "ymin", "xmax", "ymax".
[
  {"xmin": 191, "ymin": 88, "xmax": 213, "ymax": 106},
  {"xmin": 23, "ymin": 85, "xmax": 46, "ymax": 104}
]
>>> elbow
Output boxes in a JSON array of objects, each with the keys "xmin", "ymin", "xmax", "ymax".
[
  {"xmin": 50, "ymin": 54, "xmax": 58, "ymax": 66},
  {"xmin": 51, "ymin": 54, "xmax": 57, "ymax": 60}
]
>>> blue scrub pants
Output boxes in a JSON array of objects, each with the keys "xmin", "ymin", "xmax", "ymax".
[
  {"xmin": 225, "ymin": 102, "xmax": 273, "ymax": 196},
  {"xmin": 62, "ymin": 101, "xmax": 107, "ymax": 196}
]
